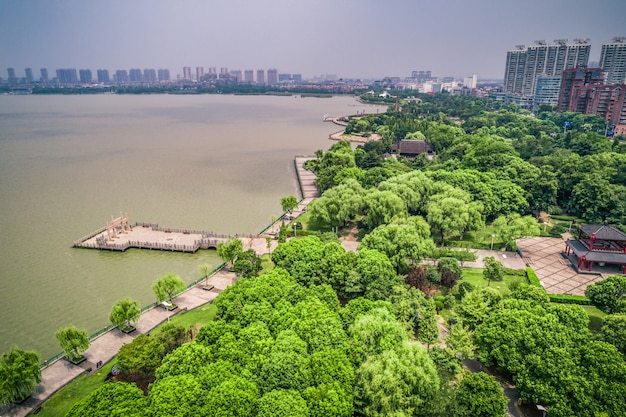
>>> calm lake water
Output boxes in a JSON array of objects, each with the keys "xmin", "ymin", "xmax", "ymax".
[{"xmin": 0, "ymin": 93, "xmax": 384, "ymax": 359}]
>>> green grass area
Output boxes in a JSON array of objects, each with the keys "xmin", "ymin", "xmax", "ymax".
[
  {"xmin": 260, "ymin": 254, "xmax": 275, "ymax": 272},
  {"xmin": 447, "ymin": 224, "xmax": 507, "ymax": 250},
  {"xmin": 36, "ymin": 360, "xmax": 116, "ymax": 417},
  {"xmin": 458, "ymin": 267, "xmax": 526, "ymax": 296},
  {"xmin": 580, "ymin": 305, "xmax": 606, "ymax": 333},
  {"xmin": 150, "ymin": 302, "xmax": 218, "ymax": 336}
]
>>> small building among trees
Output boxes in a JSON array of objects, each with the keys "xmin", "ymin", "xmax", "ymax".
[
  {"xmin": 564, "ymin": 223, "xmax": 626, "ymax": 274},
  {"xmin": 391, "ymin": 140, "xmax": 433, "ymax": 159}
]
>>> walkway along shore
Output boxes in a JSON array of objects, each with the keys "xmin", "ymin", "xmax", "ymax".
[{"xmin": 0, "ymin": 156, "xmax": 321, "ymax": 417}]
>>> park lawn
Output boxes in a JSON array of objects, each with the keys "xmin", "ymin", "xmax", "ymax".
[
  {"xmin": 447, "ymin": 224, "xmax": 506, "ymax": 250},
  {"xmin": 150, "ymin": 302, "xmax": 218, "ymax": 336},
  {"xmin": 580, "ymin": 305, "xmax": 606, "ymax": 333},
  {"xmin": 458, "ymin": 267, "xmax": 526, "ymax": 296},
  {"xmin": 261, "ymin": 254, "xmax": 275, "ymax": 272},
  {"xmin": 36, "ymin": 360, "xmax": 116, "ymax": 417}
]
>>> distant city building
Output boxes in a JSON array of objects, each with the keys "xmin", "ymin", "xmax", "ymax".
[
  {"xmin": 231, "ymin": 70, "xmax": 242, "ymax": 82},
  {"xmin": 40, "ymin": 68, "xmax": 49, "ymax": 83},
  {"xmin": 25, "ymin": 68, "xmax": 33, "ymax": 83},
  {"xmin": 196, "ymin": 67, "xmax": 204, "ymax": 82},
  {"xmin": 463, "ymin": 73, "xmax": 477, "ymax": 89},
  {"xmin": 533, "ymin": 75, "xmax": 561, "ymax": 107},
  {"xmin": 267, "ymin": 68, "xmax": 278, "ymax": 84},
  {"xmin": 278, "ymin": 73, "xmax": 292, "ymax": 82},
  {"xmin": 79, "ymin": 69, "xmax": 92, "ymax": 84},
  {"xmin": 7, "ymin": 67, "xmax": 17, "ymax": 84},
  {"xmin": 97, "ymin": 69, "xmax": 110, "ymax": 83},
  {"xmin": 584, "ymin": 84, "xmax": 626, "ymax": 135},
  {"xmin": 183, "ymin": 66, "xmax": 192, "ymax": 80},
  {"xmin": 256, "ymin": 69, "xmax": 265, "ymax": 84},
  {"xmin": 220, "ymin": 67, "xmax": 228, "ymax": 75},
  {"xmin": 208, "ymin": 67, "xmax": 217, "ymax": 76},
  {"xmin": 599, "ymin": 37, "xmax": 626, "ymax": 84},
  {"xmin": 292, "ymin": 74, "xmax": 302, "ymax": 83},
  {"xmin": 115, "ymin": 69, "xmax": 129, "ymax": 83},
  {"xmin": 504, "ymin": 39, "xmax": 590, "ymax": 96},
  {"xmin": 143, "ymin": 68, "xmax": 157, "ymax": 83},
  {"xmin": 56, "ymin": 68, "xmax": 78, "ymax": 84},
  {"xmin": 157, "ymin": 68, "xmax": 170, "ymax": 82},
  {"xmin": 129, "ymin": 68, "xmax": 142, "ymax": 82},
  {"xmin": 411, "ymin": 70, "xmax": 435, "ymax": 83},
  {"xmin": 244, "ymin": 69, "xmax": 254, "ymax": 83},
  {"xmin": 557, "ymin": 67, "xmax": 604, "ymax": 112}
]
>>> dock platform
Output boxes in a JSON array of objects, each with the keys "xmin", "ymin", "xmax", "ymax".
[{"xmin": 74, "ymin": 222, "xmax": 255, "ymax": 253}]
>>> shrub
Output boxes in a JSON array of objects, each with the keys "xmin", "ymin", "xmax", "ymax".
[
  {"xmin": 548, "ymin": 294, "xmax": 592, "ymax": 305},
  {"xmin": 526, "ymin": 267, "xmax": 541, "ymax": 287}
]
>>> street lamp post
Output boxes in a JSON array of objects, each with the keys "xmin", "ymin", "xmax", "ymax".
[{"xmin": 491, "ymin": 234, "xmax": 495, "ymax": 250}]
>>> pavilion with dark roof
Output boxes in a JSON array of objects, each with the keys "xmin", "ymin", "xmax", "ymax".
[
  {"xmin": 564, "ymin": 223, "xmax": 626, "ymax": 274},
  {"xmin": 391, "ymin": 140, "xmax": 433, "ymax": 159}
]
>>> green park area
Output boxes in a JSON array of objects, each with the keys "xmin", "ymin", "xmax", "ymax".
[{"xmin": 4, "ymin": 92, "xmax": 626, "ymax": 417}]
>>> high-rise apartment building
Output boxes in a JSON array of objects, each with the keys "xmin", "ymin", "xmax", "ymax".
[
  {"xmin": 143, "ymin": 69, "xmax": 157, "ymax": 83},
  {"xmin": 463, "ymin": 73, "xmax": 477, "ymax": 89},
  {"xmin": 196, "ymin": 67, "xmax": 204, "ymax": 81},
  {"xmin": 557, "ymin": 67, "xmax": 604, "ymax": 112},
  {"xmin": 267, "ymin": 68, "xmax": 278, "ymax": 84},
  {"xmin": 97, "ymin": 69, "xmax": 110, "ymax": 83},
  {"xmin": 40, "ymin": 68, "xmax": 49, "ymax": 83},
  {"xmin": 533, "ymin": 75, "xmax": 562, "ymax": 107},
  {"xmin": 183, "ymin": 66, "xmax": 192, "ymax": 80},
  {"xmin": 504, "ymin": 39, "xmax": 590, "ymax": 96},
  {"xmin": 599, "ymin": 37, "xmax": 626, "ymax": 85},
  {"xmin": 25, "ymin": 68, "xmax": 33, "ymax": 83},
  {"xmin": 244, "ymin": 69, "xmax": 254, "ymax": 83},
  {"xmin": 7, "ymin": 67, "xmax": 17, "ymax": 84},
  {"xmin": 56, "ymin": 68, "xmax": 78, "ymax": 84},
  {"xmin": 129, "ymin": 69, "xmax": 142, "ymax": 82},
  {"xmin": 158, "ymin": 69, "xmax": 170, "ymax": 82},
  {"xmin": 115, "ymin": 69, "xmax": 129, "ymax": 83},
  {"xmin": 79, "ymin": 69, "xmax": 92, "ymax": 84},
  {"xmin": 584, "ymin": 85, "xmax": 626, "ymax": 135},
  {"xmin": 256, "ymin": 69, "xmax": 265, "ymax": 84}
]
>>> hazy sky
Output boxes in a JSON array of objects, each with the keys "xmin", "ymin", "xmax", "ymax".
[{"xmin": 1, "ymin": 0, "xmax": 625, "ymax": 80}]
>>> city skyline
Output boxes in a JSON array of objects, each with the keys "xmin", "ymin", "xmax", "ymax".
[{"xmin": 1, "ymin": 0, "xmax": 625, "ymax": 80}]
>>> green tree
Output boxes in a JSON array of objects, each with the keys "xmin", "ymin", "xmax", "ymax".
[
  {"xmin": 483, "ymin": 256, "xmax": 505, "ymax": 286},
  {"xmin": 348, "ymin": 308, "xmax": 407, "ymax": 362},
  {"xmin": 117, "ymin": 334, "xmax": 164, "ymax": 377},
  {"xmin": 585, "ymin": 275, "xmax": 626, "ymax": 314},
  {"xmin": 492, "ymin": 213, "xmax": 540, "ymax": 250},
  {"xmin": 599, "ymin": 313, "xmax": 626, "ymax": 354},
  {"xmin": 453, "ymin": 372, "xmax": 508, "ymax": 417},
  {"xmin": 205, "ymin": 376, "xmax": 259, "ymax": 417},
  {"xmin": 147, "ymin": 374, "xmax": 207, "ymax": 417},
  {"xmin": 303, "ymin": 382, "xmax": 353, "ymax": 417},
  {"xmin": 55, "ymin": 325, "xmax": 90, "ymax": 362},
  {"xmin": 0, "ymin": 347, "xmax": 41, "ymax": 405},
  {"xmin": 361, "ymin": 189, "xmax": 407, "ymax": 232},
  {"xmin": 354, "ymin": 343, "xmax": 439, "ymax": 417},
  {"xmin": 109, "ymin": 297, "xmax": 141, "ymax": 331},
  {"xmin": 233, "ymin": 248, "xmax": 262, "ymax": 278},
  {"xmin": 65, "ymin": 381, "xmax": 147, "ymax": 417},
  {"xmin": 155, "ymin": 342, "xmax": 212, "ymax": 379},
  {"xmin": 281, "ymin": 195, "xmax": 298, "ymax": 217},
  {"xmin": 256, "ymin": 389, "xmax": 309, "ymax": 417},
  {"xmin": 217, "ymin": 238, "xmax": 243, "ymax": 268},
  {"xmin": 152, "ymin": 273, "xmax": 186, "ymax": 304},
  {"xmin": 198, "ymin": 263, "xmax": 212, "ymax": 288}
]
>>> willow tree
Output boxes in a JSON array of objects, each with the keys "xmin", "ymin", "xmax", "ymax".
[
  {"xmin": 56, "ymin": 325, "xmax": 90, "ymax": 362},
  {"xmin": 152, "ymin": 273, "xmax": 186, "ymax": 304},
  {"xmin": 109, "ymin": 297, "xmax": 141, "ymax": 332},
  {"xmin": 0, "ymin": 346, "xmax": 41, "ymax": 405}
]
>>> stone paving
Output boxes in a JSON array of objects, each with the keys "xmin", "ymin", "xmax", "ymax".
[{"xmin": 516, "ymin": 236, "xmax": 606, "ymax": 296}]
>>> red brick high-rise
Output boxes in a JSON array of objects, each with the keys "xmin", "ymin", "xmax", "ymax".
[{"xmin": 557, "ymin": 67, "xmax": 604, "ymax": 112}]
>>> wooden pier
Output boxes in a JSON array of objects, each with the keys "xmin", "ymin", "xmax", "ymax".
[{"xmin": 74, "ymin": 221, "xmax": 256, "ymax": 253}]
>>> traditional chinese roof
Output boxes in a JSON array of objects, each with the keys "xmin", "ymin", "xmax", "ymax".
[
  {"xmin": 566, "ymin": 240, "xmax": 626, "ymax": 264},
  {"xmin": 580, "ymin": 224, "xmax": 626, "ymax": 241},
  {"xmin": 393, "ymin": 140, "xmax": 433, "ymax": 156}
]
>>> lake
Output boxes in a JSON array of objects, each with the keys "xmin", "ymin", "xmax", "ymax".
[{"xmin": 0, "ymin": 93, "xmax": 385, "ymax": 359}]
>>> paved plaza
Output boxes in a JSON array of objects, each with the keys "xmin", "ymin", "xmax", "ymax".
[{"xmin": 516, "ymin": 236, "xmax": 607, "ymax": 296}]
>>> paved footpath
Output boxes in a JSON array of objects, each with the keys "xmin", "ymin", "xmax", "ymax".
[{"xmin": 0, "ymin": 269, "xmax": 238, "ymax": 417}]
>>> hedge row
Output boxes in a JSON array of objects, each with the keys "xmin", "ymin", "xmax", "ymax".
[
  {"xmin": 526, "ymin": 266, "xmax": 542, "ymax": 287},
  {"xmin": 548, "ymin": 294, "xmax": 593, "ymax": 305}
]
